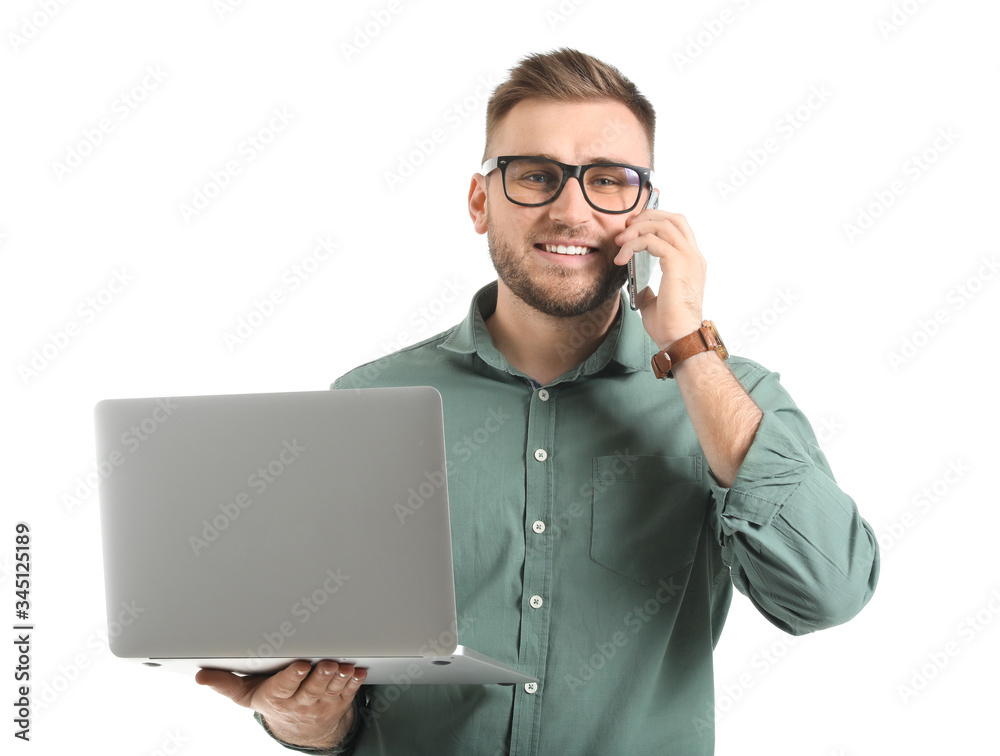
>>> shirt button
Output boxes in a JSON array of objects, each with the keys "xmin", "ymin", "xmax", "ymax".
[
  {"xmin": 529, "ymin": 595, "xmax": 543, "ymax": 609},
  {"xmin": 531, "ymin": 520, "xmax": 546, "ymax": 534},
  {"xmin": 524, "ymin": 682, "xmax": 538, "ymax": 694},
  {"xmin": 537, "ymin": 389, "xmax": 549, "ymax": 401},
  {"xmin": 533, "ymin": 449, "xmax": 548, "ymax": 462}
]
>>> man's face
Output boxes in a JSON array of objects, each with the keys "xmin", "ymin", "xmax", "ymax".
[{"xmin": 470, "ymin": 98, "xmax": 653, "ymax": 318}]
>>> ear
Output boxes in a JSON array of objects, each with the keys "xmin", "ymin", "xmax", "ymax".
[{"xmin": 468, "ymin": 173, "xmax": 488, "ymax": 235}]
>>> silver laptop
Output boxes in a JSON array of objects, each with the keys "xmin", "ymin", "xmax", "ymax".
[{"xmin": 95, "ymin": 386, "xmax": 535, "ymax": 685}]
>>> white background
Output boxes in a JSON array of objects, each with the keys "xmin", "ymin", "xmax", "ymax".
[{"xmin": 2, "ymin": 1, "xmax": 998, "ymax": 754}]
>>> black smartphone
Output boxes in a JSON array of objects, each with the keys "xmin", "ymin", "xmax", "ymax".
[{"xmin": 627, "ymin": 188, "xmax": 659, "ymax": 311}]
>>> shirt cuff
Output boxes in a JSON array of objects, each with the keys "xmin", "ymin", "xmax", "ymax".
[{"xmin": 709, "ymin": 409, "xmax": 814, "ymax": 532}]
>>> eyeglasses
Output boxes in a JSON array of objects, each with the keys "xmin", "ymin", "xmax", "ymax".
[{"xmin": 481, "ymin": 156, "xmax": 654, "ymax": 214}]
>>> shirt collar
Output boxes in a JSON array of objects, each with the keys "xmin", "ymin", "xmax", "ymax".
[{"xmin": 439, "ymin": 281, "xmax": 652, "ymax": 383}]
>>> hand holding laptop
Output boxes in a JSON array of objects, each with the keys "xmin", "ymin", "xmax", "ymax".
[{"xmin": 196, "ymin": 660, "xmax": 366, "ymax": 750}]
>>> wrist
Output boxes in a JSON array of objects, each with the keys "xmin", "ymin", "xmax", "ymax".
[
  {"xmin": 655, "ymin": 325, "xmax": 702, "ymax": 352},
  {"xmin": 650, "ymin": 320, "xmax": 728, "ymax": 380},
  {"xmin": 263, "ymin": 712, "xmax": 348, "ymax": 752},
  {"xmin": 668, "ymin": 348, "xmax": 722, "ymax": 377}
]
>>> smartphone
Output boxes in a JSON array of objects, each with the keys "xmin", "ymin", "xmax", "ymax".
[{"xmin": 627, "ymin": 188, "xmax": 659, "ymax": 311}]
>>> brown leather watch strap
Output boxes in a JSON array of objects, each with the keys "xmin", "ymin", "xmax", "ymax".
[{"xmin": 651, "ymin": 321, "xmax": 727, "ymax": 379}]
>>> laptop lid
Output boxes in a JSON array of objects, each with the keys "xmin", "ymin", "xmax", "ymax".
[{"xmin": 96, "ymin": 387, "xmax": 459, "ymax": 663}]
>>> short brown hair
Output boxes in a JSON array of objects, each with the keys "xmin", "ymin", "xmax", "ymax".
[{"xmin": 483, "ymin": 48, "xmax": 655, "ymax": 166}]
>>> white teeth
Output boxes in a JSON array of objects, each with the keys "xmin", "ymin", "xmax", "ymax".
[{"xmin": 544, "ymin": 244, "xmax": 591, "ymax": 255}]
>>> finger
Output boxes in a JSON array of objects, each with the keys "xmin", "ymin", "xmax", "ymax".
[
  {"xmin": 323, "ymin": 664, "xmax": 367, "ymax": 697},
  {"xmin": 658, "ymin": 212, "xmax": 697, "ymax": 246},
  {"xmin": 294, "ymin": 660, "xmax": 347, "ymax": 705},
  {"xmin": 613, "ymin": 234, "xmax": 677, "ymax": 266},
  {"xmin": 263, "ymin": 661, "xmax": 313, "ymax": 702},
  {"xmin": 195, "ymin": 668, "xmax": 267, "ymax": 708},
  {"xmin": 323, "ymin": 662, "xmax": 354, "ymax": 694},
  {"xmin": 340, "ymin": 667, "xmax": 367, "ymax": 699},
  {"xmin": 621, "ymin": 213, "xmax": 696, "ymax": 253},
  {"xmin": 615, "ymin": 218, "xmax": 687, "ymax": 252}
]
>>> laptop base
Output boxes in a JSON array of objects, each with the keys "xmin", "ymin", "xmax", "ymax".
[{"xmin": 128, "ymin": 645, "xmax": 537, "ymax": 685}]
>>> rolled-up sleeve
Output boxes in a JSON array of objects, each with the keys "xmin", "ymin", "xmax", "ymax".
[{"xmin": 709, "ymin": 361, "xmax": 880, "ymax": 635}]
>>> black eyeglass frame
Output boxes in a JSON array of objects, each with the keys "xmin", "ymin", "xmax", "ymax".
[{"xmin": 481, "ymin": 156, "xmax": 655, "ymax": 214}]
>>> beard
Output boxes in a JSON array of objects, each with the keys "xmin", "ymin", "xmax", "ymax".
[{"xmin": 486, "ymin": 207, "xmax": 627, "ymax": 318}]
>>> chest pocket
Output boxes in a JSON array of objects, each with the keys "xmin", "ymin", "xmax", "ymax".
[{"xmin": 589, "ymin": 455, "xmax": 707, "ymax": 585}]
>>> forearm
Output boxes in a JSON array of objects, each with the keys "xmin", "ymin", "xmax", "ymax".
[{"xmin": 671, "ymin": 349, "xmax": 762, "ymax": 488}]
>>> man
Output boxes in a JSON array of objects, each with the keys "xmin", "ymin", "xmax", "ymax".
[{"xmin": 197, "ymin": 49, "xmax": 879, "ymax": 754}]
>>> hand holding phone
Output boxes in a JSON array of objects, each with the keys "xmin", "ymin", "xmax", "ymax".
[{"xmin": 626, "ymin": 188, "xmax": 659, "ymax": 311}]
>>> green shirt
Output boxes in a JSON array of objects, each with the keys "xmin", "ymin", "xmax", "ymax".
[{"xmin": 261, "ymin": 281, "xmax": 879, "ymax": 755}]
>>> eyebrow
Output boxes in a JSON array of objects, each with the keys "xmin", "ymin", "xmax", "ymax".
[{"xmin": 531, "ymin": 153, "xmax": 635, "ymax": 166}]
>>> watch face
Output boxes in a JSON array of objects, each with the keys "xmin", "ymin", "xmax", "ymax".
[{"xmin": 706, "ymin": 321, "xmax": 729, "ymax": 360}]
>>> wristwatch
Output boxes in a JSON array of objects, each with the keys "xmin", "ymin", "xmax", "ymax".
[{"xmin": 651, "ymin": 320, "xmax": 729, "ymax": 379}]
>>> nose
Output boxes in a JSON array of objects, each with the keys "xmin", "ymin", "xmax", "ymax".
[{"xmin": 546, "ymin": 176, "xmax": 592, "ymax": 226}]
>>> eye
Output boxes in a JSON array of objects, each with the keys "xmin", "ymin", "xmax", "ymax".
[
  {"xmin": 590, "ymin": 175, "xmax": 622, "ymax": 187},
  {"xmin": 524, "ymin": 172, "xmax": 550, "ymax": 183},
  {"xmin": 586, "ymin": 173, "xmax": 627, "ymax": 193},
  {"xmin": 508, "ymin": 158, "xmax": 561, "ymax": 189},
  {"xmin": 519, "ymin": 170, "xmax": 558, "ymax": 185},
  {"xmin": 586, "ymin": 165, "xmax": 638, "ymax": 194}
]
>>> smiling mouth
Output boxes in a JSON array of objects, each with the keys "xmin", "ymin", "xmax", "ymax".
[{"xmin": 536, "ymin": 243, "xmax": 597, "ymax": 256}]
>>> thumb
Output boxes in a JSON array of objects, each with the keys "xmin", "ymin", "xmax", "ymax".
[{"xmin": 195, "ymin": 668, "xmax": 260, "ymax": 707}]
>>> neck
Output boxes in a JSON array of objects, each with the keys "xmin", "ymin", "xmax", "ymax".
[{"xmin": 484, "ymin": 280, "xmax": 621, "ymax": 386}]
